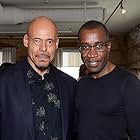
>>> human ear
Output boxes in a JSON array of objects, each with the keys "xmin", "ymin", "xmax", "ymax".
[
  {"xmin": 107, "ymin": 41, "xmax": 111, "ymax": 50},
  {"xmin": 23, "ymin": 34, "xmax": 29, "ymax": 48},
  {"xmin": 55, "ymin": 37, "xmax": 59, "ymax": 49}
]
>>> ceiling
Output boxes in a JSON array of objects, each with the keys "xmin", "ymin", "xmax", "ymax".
[{"xmin": 0, "ymin": 0, "xmax": 139, "ymax": 36}]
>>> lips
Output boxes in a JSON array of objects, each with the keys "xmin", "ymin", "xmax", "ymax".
[
  {"xmin": 37, "ymin": 54, "xmax": 50, "ymax": 59},
  {"xmin": 86, "ymin": 59, "xmax": 98, "ymax": 67}
]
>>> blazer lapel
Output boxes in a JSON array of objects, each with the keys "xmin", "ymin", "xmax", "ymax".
[
  {"xmin": 53, "ymin": 68, "xmax": 69, "ymax": 140},
  {"xmin": 18, "ymin": 61, "xmax": 34, "ymax": 140}
]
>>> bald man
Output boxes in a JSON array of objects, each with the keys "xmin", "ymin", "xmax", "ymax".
[{"xmin": 0, "ymin": 16, "xmax": 76, "ymax": 140}]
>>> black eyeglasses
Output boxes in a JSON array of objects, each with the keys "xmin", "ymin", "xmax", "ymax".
[{"xmin": 79, "ymin": 41, "xmax": 110, "ymax": 53}]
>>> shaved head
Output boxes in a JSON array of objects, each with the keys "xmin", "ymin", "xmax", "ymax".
[
  {"xmin": 27, "ymin": 16, "xmax": 58, "ymax": 37},
  {"xmin": 23, "ymin": 16, "xmax": 59, "ymax": 75}
]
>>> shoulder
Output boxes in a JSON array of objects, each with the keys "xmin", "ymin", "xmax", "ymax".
[
  {"xmin": 0, "ymin": 60, "xmax": 26, "ymax": 79},
  {"xmin": 116, "ymin": 66, "xmax": 140, "ymax": 88},
  {"xmin": 77, "ymin": 75, "xmax": 89, "ymax": 88},
  {"xmin": 116, "ymin": 66, "xmax": 138, "ymax": 79}
]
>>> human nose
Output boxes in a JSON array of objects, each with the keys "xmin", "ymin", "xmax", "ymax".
[
  {"xmin": 87, "ymin": 47, "xmax": 98, "ymax": 57},
  {"xmin": 39, "ymin": 41, "xmax": 47, "ymax": 51}
]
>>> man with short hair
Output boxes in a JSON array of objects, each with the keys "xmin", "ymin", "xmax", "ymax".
[{"xmin": 74, "ymin": 20, "xmax": 140, "ymax": 140}]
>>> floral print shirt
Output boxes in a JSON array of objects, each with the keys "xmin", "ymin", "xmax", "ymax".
[{"xmin": 26, "ymin": 64, "xmax": 62, "ymax": 140}]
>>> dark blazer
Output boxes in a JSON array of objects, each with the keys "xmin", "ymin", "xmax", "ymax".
[{"xmin": 0, "ymin": 59, "xmax": 77, "ymax": 140}]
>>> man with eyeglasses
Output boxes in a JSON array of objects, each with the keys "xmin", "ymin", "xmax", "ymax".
[{"xmin": 74, "ymin": 20, "xmax": 140, "ymax": 140}]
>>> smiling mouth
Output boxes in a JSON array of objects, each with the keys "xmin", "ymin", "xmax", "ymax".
[{"xmin": 87, "ymin": 60, "xmax": 98, "ymax": 66}]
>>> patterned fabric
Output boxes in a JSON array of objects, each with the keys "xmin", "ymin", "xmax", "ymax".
[{"xmin": 26, "ymin": 64, "xmax": 62, "ymax": 140}]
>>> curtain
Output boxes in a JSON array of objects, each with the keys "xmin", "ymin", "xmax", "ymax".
[{"xmin": 2, "ymin": 48, "xmax": 16, "ymax": 64}]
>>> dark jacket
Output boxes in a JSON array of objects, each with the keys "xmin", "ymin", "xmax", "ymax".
[{"xmin": 0, "ymin": 59, "xmax": 76, "ymax": 140}]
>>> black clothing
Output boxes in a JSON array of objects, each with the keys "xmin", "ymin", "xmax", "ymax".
[
  {"xmin": 75, "ymin": 66, "xmax": 140, "ymax": 140},
  {"xmin": 0, "ymin": 59, "xmax": 77, "ymax": 140},
  {"xmin": 26, "ymin": 63, "xmax": 62, "ymax": 140}
]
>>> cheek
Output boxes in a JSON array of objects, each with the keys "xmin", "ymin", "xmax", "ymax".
[
  {"xmin": 99, "ymin": 51, "xmax": 109, "ymax": 62},
  {"xmin": 49, "ymin": 48, "xmax": 57, "ymax": 57},
  {"xmin": 28, "ymin": 45, "xmax": 38, "ymax": 57},
  {"xmin": 81, "ymin": 53, "xmax": 87, "ymax": 59},
  {"xmin": 81, "ymin": 53, "xmax": 86, "ymax": 62}
]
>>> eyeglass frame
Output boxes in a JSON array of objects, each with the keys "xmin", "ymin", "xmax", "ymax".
[{"xmin": 78, "ymin": 41, "xmax": 110, "ymax": 53}]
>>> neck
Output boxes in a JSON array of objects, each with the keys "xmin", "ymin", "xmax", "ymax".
[
  {"xmin": 38, "ymin": 68, "xmax": 49, "ymax": 77},
  {"xmin": 27, "ymin": 57, "xmax": 50, "ymax": 76},
  {"xmin": 90, "ymin": 62, "xmax": 116, "ymax": 79}
]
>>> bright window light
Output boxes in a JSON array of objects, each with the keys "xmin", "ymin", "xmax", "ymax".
[{"xmin": 55, "ymin": 48, "xmax": 83, "ymax": 79}]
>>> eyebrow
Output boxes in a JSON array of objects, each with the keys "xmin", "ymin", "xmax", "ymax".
[
  {"xmin": 33, "ymin": 38, "xmax": 41, "ymax": 40},
  {"xmin": 80, "ymin": 41, "xmax": 105, "ymax": 45}
]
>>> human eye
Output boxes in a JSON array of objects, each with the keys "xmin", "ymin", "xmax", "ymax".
[
  {"xmin": 95, "ymin": 43, "xmax": 104, "ymax": 49},
  {"xmin": 81, "ymin": 44, "xmax": 90, "ymax": 50},
  {"xmin": 79, "ymin": 44, "xmax": 90, "ymax": 53},
  {"xmin": 33, "ymin": 38, "xmax": 41, "ymax": 44},
  {"xmin": 46, "ymin": 39, "xmax": 55, "ymax": 46}
]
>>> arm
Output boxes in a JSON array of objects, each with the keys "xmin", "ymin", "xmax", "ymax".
[{"xmin": 124, "ymin": 75, "xmax": 140, "ymax": 140}]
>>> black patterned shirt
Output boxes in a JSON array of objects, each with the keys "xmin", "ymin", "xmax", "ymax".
[{"xmin": 26, "ymin": 63, "xmax": 62, "ymax": 140}]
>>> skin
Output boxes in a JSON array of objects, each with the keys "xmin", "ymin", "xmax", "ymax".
[
  {"xmin": 23, "ymin": 16, "xmax": 59, "ymax": 76},
  {"xmin": 79, "ymin": 27, "xmax": 115, "ymax": 78}
]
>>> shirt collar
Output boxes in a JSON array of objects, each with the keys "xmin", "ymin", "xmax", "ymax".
[{"xmin": 25, "ymin": 60, "xmax": 51, "ymax": 84}]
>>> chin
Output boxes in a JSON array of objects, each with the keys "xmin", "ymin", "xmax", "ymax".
[
  {"xmin": 36, "ymin": 63, "xmax": 49, "ymax": 69},
  {"xmin": 37, "ymin": 65, "xmax": 49, "ymax": 70},
  {"xmin": 88, "ymin": 67, "xmax": 101, "ymax": 73},
  {"xmin": 38, "ymin": 60, "xmax": 49, "ymax": 66}
]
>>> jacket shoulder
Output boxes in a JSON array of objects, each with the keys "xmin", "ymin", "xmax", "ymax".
[{"xmin": 0, "ymin": 60, "xmax": 26, "ymax": 79}]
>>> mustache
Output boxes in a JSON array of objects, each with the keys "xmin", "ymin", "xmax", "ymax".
[{"xmin": 36, "ymin": 53, "xmax": 50, "ymax": 59}]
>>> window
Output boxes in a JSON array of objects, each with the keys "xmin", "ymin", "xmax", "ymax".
[
  {"xmin": 0, "ymin": 51, "xmax": 3, "ymax": 65},
  {"xmin": 54, "ymin": 48, "xmax": 83, "ymax": 79}
]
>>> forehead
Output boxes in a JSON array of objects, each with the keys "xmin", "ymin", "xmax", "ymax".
[
  {"xmin": 79, "ymin": 28, "xmax": 107, "ymax": 43},
  {"xmin": 28, "ymin": 20, "xmax": 57, "ymax": 38}
]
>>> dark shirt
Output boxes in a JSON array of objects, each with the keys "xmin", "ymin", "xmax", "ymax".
[
  {"xmin": 75, "ymin": 66, "xmax": 140, "ymax": 140},
  {"xmin": 26, "ymin": 63, "xmax": 62, "ymax": 140}
]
